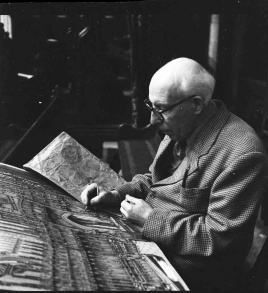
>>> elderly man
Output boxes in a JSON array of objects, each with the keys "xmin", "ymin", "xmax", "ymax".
[{"xmin": 81, "ymin": 57, "xmax": 268, "ymax": 290}]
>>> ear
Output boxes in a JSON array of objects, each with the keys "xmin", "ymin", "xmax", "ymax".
[{"xmin": 192, "ymin": 96, "xmax": 204, "ymax": 114}]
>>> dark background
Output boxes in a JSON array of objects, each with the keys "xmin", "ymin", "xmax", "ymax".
[{"xmin": 1, "ymin": 0, "xmax": 268, "ymax": 160}]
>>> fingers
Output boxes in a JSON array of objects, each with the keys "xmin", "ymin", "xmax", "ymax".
[
  {"xmin": 120, "ymin": 200, "xmax": 138, "ymax": 224},
  {"xmin": 121, "ymin": 197, "xmax": 135, "ymax": 215},
  {"xmin": 125, "ymin": 194, "xmax": 139, "ymax": 204},
  {"xmin": 120, "ymin": 196, "xmax": 152, "ymax": 226},
  {"xmin": 80, "ymin": 183, "xmax": 98, "ymax": 205},
  {"xmin": 120, "ymin": 206, "xmax": 127, "ymax": 218},
  {"xmin": 81, "ymin": 183, "xmax": 122, "ymax": 208},
  {"xmin": 90, "ymin": 189, "xmax": 108, "ymax": 206},
  {"xmin": 121, "ymin": 199, "xmax": 131, "ymax": 210}
]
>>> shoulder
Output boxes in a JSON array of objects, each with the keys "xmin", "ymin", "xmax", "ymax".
[
  {"xmin": 223, "ymin": 113, "xmax": 265, "ymax": 153},
  {"xmin": 210, "ymin": 113, "xmax": 268, "ymax": 173}
]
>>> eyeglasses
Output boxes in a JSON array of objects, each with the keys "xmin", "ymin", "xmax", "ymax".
[{"xmin": 144, "ymin": 94, "xmax": 197, "ymax": 121}]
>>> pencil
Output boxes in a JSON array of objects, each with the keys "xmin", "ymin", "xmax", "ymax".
[{"xmin": 84, "ymin": 185, "xmax": 99, "ymax": 211}]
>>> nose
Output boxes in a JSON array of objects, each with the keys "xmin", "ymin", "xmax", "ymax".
[{"xmin": 150, "ymin": 112, "xmax": 162, "ymax": 125}]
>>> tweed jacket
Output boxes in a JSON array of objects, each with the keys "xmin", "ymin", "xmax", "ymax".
[{"xmin": 116, "ymin": 100, "xmax": 268, "ymax": 289}]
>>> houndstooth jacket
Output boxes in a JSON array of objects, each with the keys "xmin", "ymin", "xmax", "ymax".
[{"xmin": 116, "ymin": 100, "xmax": 268, "ymax": 290}]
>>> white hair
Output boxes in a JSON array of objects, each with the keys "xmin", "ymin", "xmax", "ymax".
[
  {"xmin": 179, "ymin": 65, "xmax": 215, "ymax": 104},
  {"xmin": 155, "ymin": 57, "xmax": 216, "ymax": 104}
]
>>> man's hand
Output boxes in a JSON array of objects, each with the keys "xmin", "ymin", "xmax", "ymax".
[
  {"xmin": 120, "ymin": 194, "xmax": 153, "ymax": 227},
  {"xmin": 80, "ymin": 183, "xmax": 120, "ymax": 207}
]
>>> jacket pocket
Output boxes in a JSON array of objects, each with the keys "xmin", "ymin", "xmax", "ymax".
[{"xmin": 178, "ymin": 186, "xmax": 210, "ymax": 214}]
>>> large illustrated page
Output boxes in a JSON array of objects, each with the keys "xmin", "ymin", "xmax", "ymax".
[
  {"xmin": 0, "ymin": 163, "xmax": 189, "ymax": 291},
  {"xmin": 23, "ymin": 132, "xmax": 126, "ymax": 203}
]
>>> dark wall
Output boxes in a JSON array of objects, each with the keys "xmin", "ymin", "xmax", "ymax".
[
  {"xmin": 136, "ymin": 12, "xmax": 210, "ymax": 126},
  {"xmin": 1, "ymin": 2, "xmax": 212, "ymax": 131},
  {"xmin": 240, "ymin": 13, "xmax": 268, "ymax": 82},
  {"xmin": 6, "ymin": 8, "xmax": 210, "ymax": 129}
]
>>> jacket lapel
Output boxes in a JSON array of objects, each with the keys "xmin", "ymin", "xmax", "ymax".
[{"xmin": 152, "ymin": 137, "xmax": 175, "ymax": 182}]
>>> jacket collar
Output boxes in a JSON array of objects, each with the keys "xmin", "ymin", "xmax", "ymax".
[{"xmin": 153, "ymin": 100, "xmax": 231, "ymax": 186}]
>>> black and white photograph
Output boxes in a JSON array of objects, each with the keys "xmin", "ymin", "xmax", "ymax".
[{"xmin": 0, "ymin": 0, "xmax": 268, "ymax": 291}]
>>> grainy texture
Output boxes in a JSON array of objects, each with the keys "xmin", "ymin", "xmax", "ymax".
[
  {"xmin": 23, "ymin": 132, "xmax": 126, "ymax": 202},
  {"xmin": 0, "ymin": 162, "xmax": 189, "ymax": 291}
]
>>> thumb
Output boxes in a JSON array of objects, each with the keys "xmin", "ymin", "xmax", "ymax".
[{"xmin": 90, "ymin": 190, "xmax": 109, "ymax": 206}]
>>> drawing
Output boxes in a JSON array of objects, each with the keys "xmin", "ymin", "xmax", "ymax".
[
  {"xmin": 23, "ymin": 132, "xmax": 126, "ymax": 203},
  {"xmin": 0, "ymin": 163, "xmax": 189, "ymax": 291}
]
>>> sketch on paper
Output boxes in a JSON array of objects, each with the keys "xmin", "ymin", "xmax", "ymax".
[{"xmin": 23, "ymin": 132, "xmax": 126, "ymax": 203}]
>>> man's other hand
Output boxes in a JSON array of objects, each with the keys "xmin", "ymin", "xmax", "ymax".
[{"xmin": 120, "ymin": 194, "xmax": 153, "ymax": 227}]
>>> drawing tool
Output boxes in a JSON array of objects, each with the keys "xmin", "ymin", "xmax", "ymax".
[{"xmin": 84, "ymin": 185, "xmax": 99, "ymax": 211}]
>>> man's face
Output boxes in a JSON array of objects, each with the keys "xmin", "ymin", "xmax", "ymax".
[{"xmin": 149, "ymin": 82, "xmax": 197, "ymax": 141}]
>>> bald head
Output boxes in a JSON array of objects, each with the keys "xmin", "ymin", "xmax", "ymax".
[{"xmin": 149, "ymin": 57, "xmax": 215, "ymax": 104}]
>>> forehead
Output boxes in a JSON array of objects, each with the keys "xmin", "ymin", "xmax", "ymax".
[{"xmin": 149, "ymin": 80, "xmax": 179, "ymax": 106}]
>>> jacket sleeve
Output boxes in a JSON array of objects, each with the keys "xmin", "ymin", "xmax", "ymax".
[
  {"xmin": 142, "ymin": 152, "xmax": 268, "ymax": 256},
  {"xmin": 115, "ymin": 172, "xmax": 153, "ymax": 202},
  {"xmin": 115, "ymin": 136, "xmax": 168, "ymax": 201}
]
